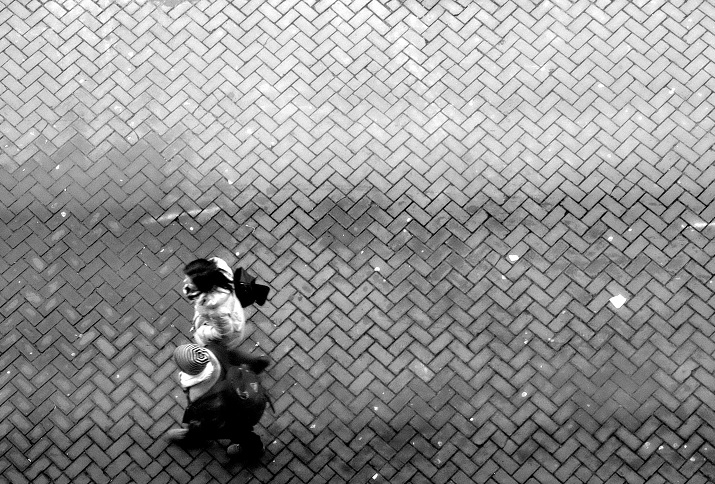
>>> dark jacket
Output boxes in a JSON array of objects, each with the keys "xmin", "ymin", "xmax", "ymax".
[{"xmin": 182, "ymin": 343, "xmax": 269, "ymax": 437}]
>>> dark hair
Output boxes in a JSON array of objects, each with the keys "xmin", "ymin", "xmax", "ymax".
[{"xmin": 183, "ymin": 259, "xmax": 233, "ymax": 294}]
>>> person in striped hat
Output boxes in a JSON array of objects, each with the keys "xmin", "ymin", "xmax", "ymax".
[{"xmin": 165, "ymin": 343, "xmax": 270, "ymax": 459}]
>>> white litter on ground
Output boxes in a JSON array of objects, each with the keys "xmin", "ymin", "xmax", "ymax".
[{"xmin": 610, "ymin": 294, "xmax": 627, "ymax": 308}]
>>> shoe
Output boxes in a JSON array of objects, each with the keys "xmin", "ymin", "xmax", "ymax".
[
  {"xmin": 227, "ymin": 441, "xmax": 264, "ymax": 459},
  {"xmin": 250, "ymin": 357, "xmax": 270, "ymax": 374},
  {"xmin": 244, "ymin": 440, "xmax": 265, "ymax": 460},
  {"xmin": 165, "ymin": 428, "xmax": 189, "ymax": 442}
]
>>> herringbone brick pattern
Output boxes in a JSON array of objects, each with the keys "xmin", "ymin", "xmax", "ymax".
[{"xmin": 1, "ymin": 0, "xmax": 715, "ymax": 482}]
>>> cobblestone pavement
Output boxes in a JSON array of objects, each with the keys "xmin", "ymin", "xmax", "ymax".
[{"xmin": 1, "ymin": 0, "xmax": 715, "ymax": 482}]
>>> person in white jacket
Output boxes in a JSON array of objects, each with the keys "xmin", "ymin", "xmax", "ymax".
[{"xmin": 182, "ymin": 257, "xmax": 246, "ymax": 346}]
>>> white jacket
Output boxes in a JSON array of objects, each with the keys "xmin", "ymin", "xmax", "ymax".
[{"xmin": 185, "ymin": 257, "xmax": 246, "ymax": 346}]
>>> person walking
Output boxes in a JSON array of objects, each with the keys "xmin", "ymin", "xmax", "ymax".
[
  {"xmin": 165, "ymin": 343, "xmax": 270, "ymax": 459},
  {"xmin": 182, "ymin": 257, "xmax": 247, "ymax": 346}
]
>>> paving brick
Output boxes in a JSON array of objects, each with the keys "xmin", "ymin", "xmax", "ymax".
[{"xmin": 3, "ymin": 0, "xmax": 715, "ymax": 482}]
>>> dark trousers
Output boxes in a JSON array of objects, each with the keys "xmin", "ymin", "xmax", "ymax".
[{"xmin": 183, "ymin": 419, "xmax": 262, "ymax": 456}]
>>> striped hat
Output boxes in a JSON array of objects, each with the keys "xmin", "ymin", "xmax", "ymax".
[{"xmin": 173, "ymin": 344, "xmax": 209, "ymax": 375}]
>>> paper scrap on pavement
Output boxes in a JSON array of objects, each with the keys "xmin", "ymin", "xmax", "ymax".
[{"xmin": 610, "ymin": 294, "xmax": 627, "ymax": 308}]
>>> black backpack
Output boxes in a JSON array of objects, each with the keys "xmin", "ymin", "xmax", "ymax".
[
  {"xmin": 183, "ymin": 364, "xmax": 268, "ymax": 436},
  {"xmin": 225, "ymin": 364, "xmax": 269, "ymax": 427}
]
